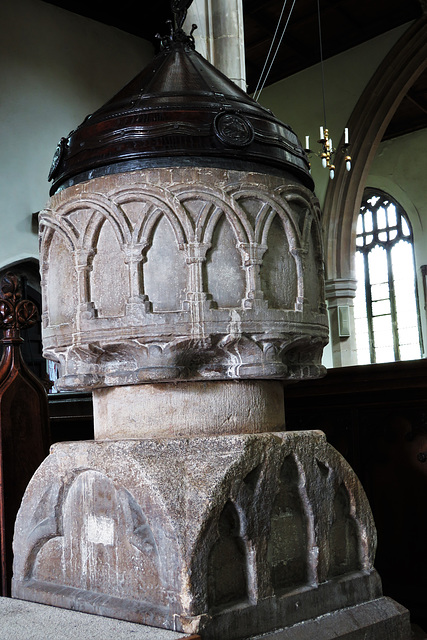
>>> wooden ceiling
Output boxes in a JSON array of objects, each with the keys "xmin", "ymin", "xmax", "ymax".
[{"xmin": 43, "ymin": 0, "xmax": 426, "ymax": 138}]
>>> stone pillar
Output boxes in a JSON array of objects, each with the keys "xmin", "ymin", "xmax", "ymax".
[
  {"xmin": 184, "ymin": 0, "xmax": 247, "ymax": 90},
  {"xmin": 325, "ymin": 277, "xmax": 358, "ymax": 367}
]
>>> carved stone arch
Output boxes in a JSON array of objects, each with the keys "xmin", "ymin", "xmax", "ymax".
[
  {"xmin": 282, "ymin": 191, "xmax": 325, "ymax": 267},
  {"xmin": 267, "ymin": 453, "xmax": 315, "ymax": 591},
  {"xmin": 273, "ymin": 185, "xmax": 318, "ymax": 245},
  {"xmin": 57, "ymin": 194, "xmax": 132, "ymax": 248},
  {"xmin": 179, "ymin": 197, "xmax": 222, "ymax": 245},
  {"xmin": 206, "ymin": 500, "xmax": 249, "ymax": 610},
  {"xmin": 227, "ymin": 187, "xmax": 273, "ymax": 246},
  {"xmin": 81, "ymin": 209, "xmax": 107, "ymax": 251},
  {"xmin": 175, "ymin": 185, "xmax": 253, "ymax": 245},
  {"xmin": 227, "ymin": 183, "xmax": 306, "ymax": 246},
  {"xmin": 241, "ymin": 193, "xmax": 306, "ymax": 312},
  {"xmin": 201, "ymin": 202, "xmax": 241, "ymax": 247},
  {"xmin": 327, "ymin": 481, "xmax": 363, "ymax": 578},
  {"xmin": 323, "ymin": 16, "xmax": 427, "ymax": 281},
  {"xmin": 138, "ymin": 201, "xmax": 188, "ymax": 248},
  {"xmin": 18, "ymin": 459, "xmax": 183, "ymax": 607},
  {"xmin": 255, "ymin": 193, "xmax": 304, "ymax": 250},
  {"xmin": 110, "ymin": 185, "xmax": 191, "ymax": 245},
  {"xmin": 225, "ymin": 182, "xmax": 271, "ymax": 237},
  {"xmin": 40, "ymin": 208, "xmax": 80, "ymax": 246},
  {"xmin": 39, "ymin": 211, "xmax": 78, "ymax": 253},
  {"xmin": 40, "ymin": 223, "xmax": 78, "ymax": 327}
]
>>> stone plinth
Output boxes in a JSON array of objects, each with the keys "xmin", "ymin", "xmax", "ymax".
[
  {"xmin": 13, "ymin": 430, "xmax": 410, "ymax": 640},
  {"xmin": 92, "ymin": 380, "xmax": 285, "ymax": 439}
]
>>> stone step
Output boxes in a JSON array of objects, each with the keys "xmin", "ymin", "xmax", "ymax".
[{"xmin": 249, "ymin": 597, "xmax": 411, "ymax": 640}]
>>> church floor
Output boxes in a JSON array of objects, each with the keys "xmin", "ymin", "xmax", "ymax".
[{"xmin": 0, "ymin": 596, "xmax": 425, "ymax": 640}]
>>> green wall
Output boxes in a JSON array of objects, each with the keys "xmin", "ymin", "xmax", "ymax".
[
  {"xmin": 257, "ymin": 24, "xmax": 409, "ymax": 207},
  {"xmin": 0, "ymin": 0, "xmax": 153, "ymax": 270}
]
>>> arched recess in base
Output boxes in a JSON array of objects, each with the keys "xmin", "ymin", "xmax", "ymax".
[{"xmin": 323, "ymin": 15, "xmax": 427, "ymax": 283}]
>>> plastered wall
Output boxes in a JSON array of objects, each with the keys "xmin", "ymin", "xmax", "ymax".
[
  {"xmin": 0, "ymin": 0, "xmax": 153, "ymax": 270},
  {"xmin": 257, "ymin": 24, "xmax": 410, "ymax": 208}
]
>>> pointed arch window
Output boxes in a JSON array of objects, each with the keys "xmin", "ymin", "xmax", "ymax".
[{"xmin": 354, "ymin": 189, "xmax": 423, "ymax": 364}]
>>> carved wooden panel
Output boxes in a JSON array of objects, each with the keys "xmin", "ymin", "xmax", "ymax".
[{"xmin": 0, "ymin": 273, "xmax": 50, "ymax": 595}]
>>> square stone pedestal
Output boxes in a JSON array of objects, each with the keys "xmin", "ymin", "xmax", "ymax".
[{"xmin": 12, "ymin": 431, "xmax": 411, "ymax": 640}]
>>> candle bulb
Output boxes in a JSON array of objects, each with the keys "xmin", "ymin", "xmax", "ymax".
[
  {"xmin": 344, "ymin": 128, "xmax": 349, "ymax": 145},
  {"xmin": 320, "ymin": 126, "xmax": 324, "ymax": 140},
  {"xmin": 305, "ymin": 135, "xmax": 310, "ymax": 150}
]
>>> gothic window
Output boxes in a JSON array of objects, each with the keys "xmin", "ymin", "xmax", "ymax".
[{"xmin": 354, "ymin": 190, "xmax": 423, "ymax": 364}]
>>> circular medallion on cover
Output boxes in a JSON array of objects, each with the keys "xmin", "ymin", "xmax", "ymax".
[{"xmin": 214, "ymin": 112, "xmax": 254, "ymax": 147}]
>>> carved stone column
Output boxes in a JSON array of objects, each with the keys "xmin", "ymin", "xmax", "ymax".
[
  {"xmin": 325, "ymin": 278, "xmax": 358, "ymax": 367},
  {"xmin": 184, "ymin": 0, "xmax": 246, "ymax": 90}
]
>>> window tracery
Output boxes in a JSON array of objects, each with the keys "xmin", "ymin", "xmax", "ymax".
[{"xmin": 354, "ymin": 189, "xmax": 423, "ymax": 364}]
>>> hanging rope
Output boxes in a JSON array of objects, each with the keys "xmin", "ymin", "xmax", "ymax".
[{"xmin": 253, "ymin": 0, "xmax": 298, "ymax": 102}]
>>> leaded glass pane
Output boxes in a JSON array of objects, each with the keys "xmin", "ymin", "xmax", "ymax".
[
  {"xmin": 373, "ymin": 315, "xmax": 394, "ymax": 364},
  {"xmin": 373, "ymin": 314, "xmax": 393, "ymax": 346},
  {"xmin": 391, "ymin": 240, "xmax": 421, "ymax": 360},
  {"xmin": 387, "ymin": 204, "xmax": 397, "ymax": 227},
  {"xmin": 371, "ymin": 282, "xmax": 389, "ymax": 301},
  {"xmin": 400, "ymin": 343, "xmax": 422, "ymax": 361},
  {"xmin": 401, "ymin": 216, "xmax": 411, "ymax": 237},
  {"xmin": 354, "ymin": 252, "xmax": 370, "ymax": 364},
  {"xmin": 364, "ymin": 209, "xmax": 373, "ymax": 232},
  {"xmin": 375, "ymin": 346, "xmax": 395, "ymax": 363},
  {"xmin": 372, "ymin": 299, "xmax": 390, "ymax": 316},
  {"xmin": 377, "ymin": 207, "xmax": 387, "ymax": 229},
  {"xmin": 368, "ymin": 195, "xmax": 381, "ymax": 207},
  {"xmin": 368, "ymin": 245, "xmax": 387, "ymax": 286}
]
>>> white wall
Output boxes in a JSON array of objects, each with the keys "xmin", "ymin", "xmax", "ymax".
[{"xmin": 0, "ymin": 0, "xmax": 153, "ymax": 270}]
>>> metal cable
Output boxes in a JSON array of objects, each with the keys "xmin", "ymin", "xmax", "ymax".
[
  {"xmin": 253, "ymin": 0, "xmax": 288, "ymax": 101},
  {"xmin": 254, "ymin": 0, "xmax": 298, "ymax": 102}
]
